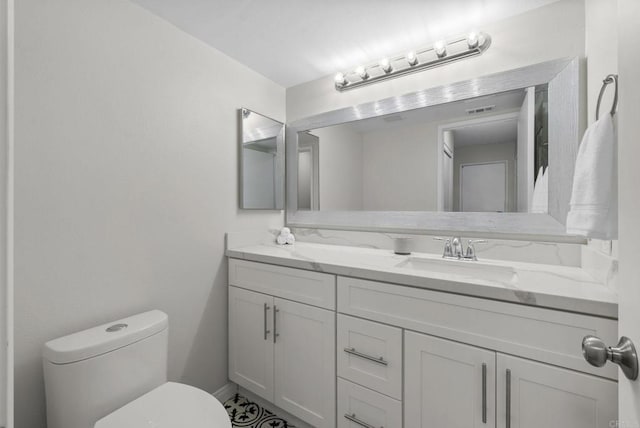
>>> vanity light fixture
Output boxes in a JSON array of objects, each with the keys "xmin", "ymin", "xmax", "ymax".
[
  {"xmin": 467, "ymin": 32, "xmax": 479, "ymax": 49},
  {"xmin": 355, "ymin": 65, "xmax": 369, "ymax": 80},
  {"xmin": 334, "ymin": 72, "xmax": 348, "ymax": 86},
  {"xmin": 406, "ymin": 51, "xmax": 418, "ymax": 66},
  {"xmin": 433, "ymin": 40, "xmax": 447, "ymax": 58},
  {"xmin": 379, "ymin": 58, "xmax": 393, "ymax": 73},
  {"xmin": 334, "ymin": 31, "xmax": 491, "ymax": 91}
]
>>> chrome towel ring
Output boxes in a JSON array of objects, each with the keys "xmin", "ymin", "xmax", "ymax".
[{"xmin": 596, "ymin": 74, "xmax": 618, "ymax": 120}]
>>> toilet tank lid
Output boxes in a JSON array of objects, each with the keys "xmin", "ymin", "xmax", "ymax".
[{"xmin": 43, "ymin": 310, "xmax": 168, "ymax": 364}]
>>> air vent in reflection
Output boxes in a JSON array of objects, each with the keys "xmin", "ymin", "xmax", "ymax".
[
  {"xmin": 383, "ymin": 115, "xmax": 403, "ymax": 122},
  {"xmin": 466, "ymin": 105, "xmax": 496, "ymax": 115}
]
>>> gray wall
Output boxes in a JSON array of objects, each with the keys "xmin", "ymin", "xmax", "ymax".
[{"xmin": 14, "ymin": 1, "xmax": 284, "ymax": 427}]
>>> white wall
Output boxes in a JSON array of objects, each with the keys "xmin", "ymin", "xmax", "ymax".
[
  {"xmin": 585, "ymin": 0, "xmax": 618, "ymax": 123},
  {"xmin": 361, "ymin": 123, "xmax": 439, "ymax": 211},
  {"xmin": 14, "ymin": 1, "xmax": 285, "ymax": 428},
  {"xmin": 453, "ymin": 142, "xmax": 517, "ymax": 212},
  {"xmin": 286, "ymin": 0, "xmax": 585, "ymax": 121},
  {"xmin": 313, "ymin": 126, "xmax": 364, "ymax": 210}
]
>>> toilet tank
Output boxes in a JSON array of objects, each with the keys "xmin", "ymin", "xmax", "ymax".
[{"xmin": 43, "ymin": 310, "xmax": 169, "ymax": 428}]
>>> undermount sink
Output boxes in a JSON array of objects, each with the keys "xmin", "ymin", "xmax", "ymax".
[{"xmin": 395, "ymin": 256, "xmax": 518, "ymax": 285}]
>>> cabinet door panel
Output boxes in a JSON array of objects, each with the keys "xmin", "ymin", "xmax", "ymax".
[
  {"xmin": 497, "ymin": 354, "xmax": 617, "ymax": 428},
  {"xmin": 228, "ymin": 286, "xmax": 274, "ymax": 401},
  {"xmin": 274, "ymin": 298, "xmax": 336, "ymax": 428},
  {"xmin": 405, "ymin": 331, "xmax": 496, "ymax": 428}
]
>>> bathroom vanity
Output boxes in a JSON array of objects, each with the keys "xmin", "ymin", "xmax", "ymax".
[{"xmin": 226, "ymin": 241, "xmax": 618, "ymax": 428}]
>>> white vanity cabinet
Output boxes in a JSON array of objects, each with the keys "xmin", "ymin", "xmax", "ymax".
[
  {"xmin": 228, "ymin": 260, "xmax": 336, "ymax": 428},
  {"xmin": 228, "ymin": 256, "xmax": 619, "ymax": 428}
]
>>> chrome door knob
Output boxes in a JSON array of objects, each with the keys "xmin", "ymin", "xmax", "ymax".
[{"xmin": 582, "ymin": 335, "xmax": 639, "ymax": 380}]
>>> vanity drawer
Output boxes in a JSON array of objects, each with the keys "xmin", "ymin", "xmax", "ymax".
[
  {"xmin": 337, "ymin": 276, "xmax": 618, "ymax": 379},
  {"xmin": 228, "ymin": 259, "xmax": 336, "ymax": 309},
  {"xmin": 337, "ymin": 314, "xmax": 402, "ymax": 399},
  {"xmin": 338, "ymin": 378, "xmax": 402, "ymax": 428}
]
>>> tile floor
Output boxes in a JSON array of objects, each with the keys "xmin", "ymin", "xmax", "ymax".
[{"xmin": 224, "ymin": 393, "xmax": 295, "ymax": 427}]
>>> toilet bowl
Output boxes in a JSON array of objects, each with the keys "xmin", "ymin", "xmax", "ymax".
[
  {"xmin": 95, "ymin": 382, "xmax": 230, "ymax": 428},
  {"xmin": 43, "ymin": 310, "xmax": 231, "ymax": 428}
]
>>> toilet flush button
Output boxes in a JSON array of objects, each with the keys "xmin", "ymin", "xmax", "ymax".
[{"xmin": 105, "ymin": 323, "xmax": 128, "ymax": 333}]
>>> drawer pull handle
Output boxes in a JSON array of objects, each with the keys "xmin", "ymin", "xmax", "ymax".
[
  {"xmin": 344, "ymin": 347, "xmax": 388, "ymax": 366},
  {"xmin": 344, "ymin": 413, "xmax": 382, "ymax": 428},
  {"xmin": 273, "ymin": 306, "xmax": 280, "ymax": 344},
  {"xmin": 263, "ymin": 303, "xmax": 270, "ymax": 341},
  {"xmin": 506, "ymin": 369, "xmax": 511, "ymax": 428},
  {"xmin": 482, "ymin": 363, "xmax": 487, "ymax": 424}
]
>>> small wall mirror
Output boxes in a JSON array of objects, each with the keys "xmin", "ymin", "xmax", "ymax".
[{"xmin": 240, "ymin": 108, "xmax": 285, "ymax": 210}]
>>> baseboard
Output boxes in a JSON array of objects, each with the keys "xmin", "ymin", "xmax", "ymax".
[
  {"xmin": 238, "ymin": 386, "xmax": 314, "ymax": 428},
  {"xmin": 212, "ymin": 381, "xmax": 239, "ymax": 403}
]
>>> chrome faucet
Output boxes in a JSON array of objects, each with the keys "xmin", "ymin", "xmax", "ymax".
[{"xmin": 435, "ymin": 237, "xmax": 488, "ymax": 261}]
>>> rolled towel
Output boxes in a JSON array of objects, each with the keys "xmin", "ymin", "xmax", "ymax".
[
  {"xmin": 276, "ymin": 234, "xmax": 287, "ymax": 245},
  {"xmin": 280, "ymin": 227, "xmax": 291, "ymax": 236},
  {"xmin": 286, "ymin": 234, "xmax": 296, "ymax": 245},
  {"xmin": 566, "ymin": 114, "xmax": 617, "ymax": 239}
]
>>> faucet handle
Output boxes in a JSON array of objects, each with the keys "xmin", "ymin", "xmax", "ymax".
[
  {"xmin": 434, "ymin": 237, "xmax": 453, "ymax": 258},
  {"xmin": 465, "ymin": 239, "xmax": 488, "ymax": 260}
]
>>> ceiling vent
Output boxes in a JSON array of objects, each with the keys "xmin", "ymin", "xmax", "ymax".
[{"xmin": 466, "ymin": 105, "xmax": 496, "ymax": 115}]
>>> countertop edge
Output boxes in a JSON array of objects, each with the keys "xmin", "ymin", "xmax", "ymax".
[{"xmin": 225, "ymin": 248, "xmax": 618, "ymax": 320}]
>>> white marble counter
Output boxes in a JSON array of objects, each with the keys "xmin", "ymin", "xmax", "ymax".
[{"xmin": 226, "ymin": 240, "xmax": 617, "ymax": 319}]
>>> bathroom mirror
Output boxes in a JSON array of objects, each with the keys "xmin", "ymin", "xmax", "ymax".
[
  {"xmin": 286, "ymin": 58, "xmax": 586, "ymax": 240},
  {"xmin": 240, "ymin": 108, "xmax": 285, "ymax": 210}
]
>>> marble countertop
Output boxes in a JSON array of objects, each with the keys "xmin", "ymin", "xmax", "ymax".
[{"xmin": 226, "ymin": 241, "xmax": 618, "ymax": 319}]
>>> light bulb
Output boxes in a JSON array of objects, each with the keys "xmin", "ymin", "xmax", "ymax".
[
  {"xmin": 379, "ymin": 58, "xmax": 392, "ymax": 73},
  {"xmin": 434, "ymin": 40, "xmax": 447, "ymax": 58},
  {"xmin": 355, "ymin": 66, "xmax": 369, "ymax": 80},
  {"xmin": 406, "ymin": 51, "xmax": 418, "ymax": 66},
  {"xmin": 467, "ymin": 32, "xmax": 479, "ymax": 49},
  {"xmin": 334, "ymin": 72, "xmax": 347, "ymax": 87}
]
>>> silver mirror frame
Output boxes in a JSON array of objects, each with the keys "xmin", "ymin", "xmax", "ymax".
[
  {"xmin": 286, "ymin": 58, "xmax": 587, "ymax": 243},
  {"xmin": 239, "ymin": 108, "xmax": 285, "ymax": 210}
]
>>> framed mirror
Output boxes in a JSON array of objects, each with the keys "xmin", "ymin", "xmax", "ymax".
[
  {"xmin": 240, "ymin": 108, "xmax": 285, "ymax": 210},
  {"xmin": 286, "ymin": 58, "xmax": 586, "ymax": 241}
]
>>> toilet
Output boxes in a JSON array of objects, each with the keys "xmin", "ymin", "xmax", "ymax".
[{"xmin": 42, "ymin": 310, "xmax": 231, "ymax": 428}]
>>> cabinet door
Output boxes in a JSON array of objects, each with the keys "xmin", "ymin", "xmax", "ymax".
[
  {"xmin": 273, "ymin": 298, "xmax": 336, "ymax": 428},
  {"xmin": 405, "ymin": 331, "xmax": 496, "ymax": 428},
  {"xmin": 497, "ymin": 354, "xmax": 617, "ymax": 428},
  {"xmin": 228, "ymin": 286, "xmax": 274, "ymax": 401}
]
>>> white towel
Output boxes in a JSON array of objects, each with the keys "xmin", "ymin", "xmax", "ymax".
[
  {"xmin": 566, "ymin": 114, "xmax": 617, "ymax": 239},
  {"xmin": 530, "ymin": 166, "xmax": 548, "ymax": 213}
]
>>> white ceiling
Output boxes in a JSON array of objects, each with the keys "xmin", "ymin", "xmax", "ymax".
[{"xmin": 131, "ymin": 0, "xmax": 560, "ymax": 87}]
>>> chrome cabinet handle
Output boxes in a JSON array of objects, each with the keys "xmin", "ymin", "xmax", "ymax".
[
  {"xmin": 344, "ymin": 413, "xmax": 382, "ymax": 428},
  {"xmin": 343, "ymin": 347, "xmax": 388, "ymax": 366},
  {"xmin": 273, "ymin": 306, "xmax": 280, "ymax": 344},
  {"xmin": 582, "ymin": 335, "xmax": 638, "ymax": 380},
  {"xmin": 263, "ymin": 303, "xmax": 270, "ymax": 341},
  {"xmin": 482, "ymin": 363, "xmax": 487, "ymax": 424},
  {"xmin": 505, "ymin": 369, "xmax": 511, "ymax": 428}
]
